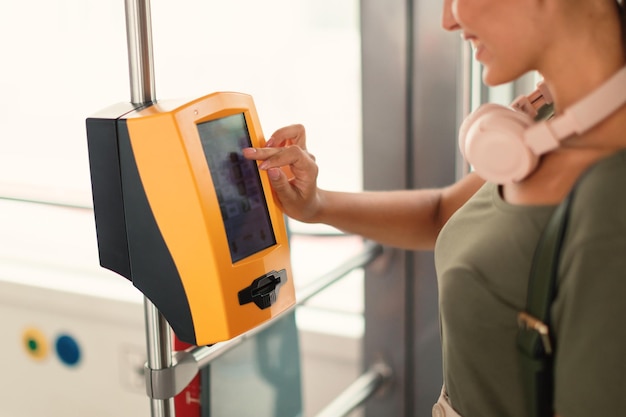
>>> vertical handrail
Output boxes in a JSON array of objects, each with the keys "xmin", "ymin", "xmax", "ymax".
[
  {"xmin": 144, "ymin": 298, "xmax": 175, "ymax": 416},
  {"xmin": 123, "ymin": 0, "xmax": 169, "ymax": 415},
  {"xmin": 125, "ymin": 0, "xmax": 156, "ymax": 105}
]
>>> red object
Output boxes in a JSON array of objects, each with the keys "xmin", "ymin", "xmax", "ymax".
[{"xmin": 174, "ymin": 335, "xmax": 201, "ymax": 417}]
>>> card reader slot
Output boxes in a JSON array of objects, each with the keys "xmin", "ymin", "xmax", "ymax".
[
  {"xmin": 238, "ymin": 270, "xmax": 287, "ymax": 310},
  {"xmin": 251, "ymin": 275, "xmax": 281, "ymax": 297}
]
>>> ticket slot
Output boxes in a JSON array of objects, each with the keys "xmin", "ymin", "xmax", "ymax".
[{"xmin": 238, "ymin": 270, "xmax": 287, "ymax": 310}]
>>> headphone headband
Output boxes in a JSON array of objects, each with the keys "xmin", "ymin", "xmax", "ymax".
[
  {"xmin": 459, "ymin": 65, "xmax": 626, "ymax": 184},
  {"xmin": 512, "ymin": 81, "xmax": 553, "ymax": 118},
  {"xmin": 524, "ymin": 66, "xmax": 626, "ymax": 154}
]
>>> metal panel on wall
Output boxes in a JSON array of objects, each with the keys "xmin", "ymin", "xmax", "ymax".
[
  {"xmin": 360, "ymin": 1, "xmax": 410, "ymax": 416},
  {"xmin": 410, "ymin": 1, "xmax": 461, "ymax": 415},
  {"xmin": 361, "ymin": 0, "xmax": 461, "ymax": 416}
]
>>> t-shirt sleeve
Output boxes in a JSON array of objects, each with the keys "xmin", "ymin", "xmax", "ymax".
[{"xmin": 552, "ymin": 236, "xmax": 626, "ymax": 417}]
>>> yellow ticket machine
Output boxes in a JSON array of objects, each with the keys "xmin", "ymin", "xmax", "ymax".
[{"xmin": 86, "ymin": 92, "xmax": 295, "ymax": 345}]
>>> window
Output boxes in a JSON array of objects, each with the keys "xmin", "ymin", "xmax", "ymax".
[{"xmin": 1, "ymin": 0, "xmax": 363, "ymax": 317}]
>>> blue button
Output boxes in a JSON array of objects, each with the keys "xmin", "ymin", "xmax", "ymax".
[{"xmin": 55, "ymin": 334, "xmax": 81, "ymax": 367}]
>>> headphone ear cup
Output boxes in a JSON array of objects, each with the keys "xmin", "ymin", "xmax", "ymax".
[
  {"xmin": 458, "ymin": 103, "xmax": 503, "ymax": 159},
  {"xmin": 460, "ymin": 103, "xmax": 539, "ymax": 183}
]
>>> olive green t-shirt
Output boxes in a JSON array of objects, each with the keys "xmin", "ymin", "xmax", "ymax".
[{"xmin": 434, "ymin": 149, "xmax": 626, "ymax": 417}]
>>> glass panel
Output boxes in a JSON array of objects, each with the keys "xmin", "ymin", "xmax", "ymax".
[{"xmin": 203, "ymin": 311, "xmax": 302, "ymax": 417}]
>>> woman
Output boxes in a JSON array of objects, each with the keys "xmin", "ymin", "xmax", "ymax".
[{"xmin": 243, "ymin": 0, "xmax": 626, "ymax": 416}]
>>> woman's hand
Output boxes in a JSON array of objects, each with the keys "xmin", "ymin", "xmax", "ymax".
[{"xmin": 242, "ymin": 124, "xmax": 322, "ymax": 222}]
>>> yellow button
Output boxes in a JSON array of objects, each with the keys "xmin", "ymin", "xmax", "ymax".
[{"xmin": 22, "ymin": 328, "xmax": 49, "ymax": 361}]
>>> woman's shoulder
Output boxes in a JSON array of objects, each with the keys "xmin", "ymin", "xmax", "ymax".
[
  {"xmin": 573, "ymin": 147, "xmax": 626, "ymax": 199},
  {"xmin": 567, "ymin": 148, "xmax": 626, "ymax": 242},
  {"xmin": 500, "ymin": 147, "xmax": 622, "ymax": 206}
]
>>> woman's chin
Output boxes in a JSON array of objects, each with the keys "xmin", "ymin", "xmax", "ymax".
[{"xmin": 481, "ymin": 66, "xmax": 520, "ymax": 88}]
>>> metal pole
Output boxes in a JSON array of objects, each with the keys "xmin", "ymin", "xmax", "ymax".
[
  {"xmin": 144, "ymin": 297, "xmax": 175, "ymax": 416},
  {"xmin": 123, "ymin": 0, "xmax": 169, "ymax": 415},
  {"xmin": 125, "ymin": 0, "xmax": 156, "ymax": 105}
]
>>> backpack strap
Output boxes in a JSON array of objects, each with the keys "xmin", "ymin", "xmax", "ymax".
[{"xmin": 517, "ymin": 188, "xmax": 576, "ymax": 417}]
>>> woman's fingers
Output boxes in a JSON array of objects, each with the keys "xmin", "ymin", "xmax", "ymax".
[
  {"xmin": 242, "ymin": 143, "xmax": 320, "ymax": 221},
  {"xmin": 243, "ymin": 145, "xmax": 316, "ymax": 176}
]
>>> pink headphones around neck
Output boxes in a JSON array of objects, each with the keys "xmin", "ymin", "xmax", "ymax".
[{"xmin": 458, "ymin": 66, "xmax": 626, "ymax": 184}]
